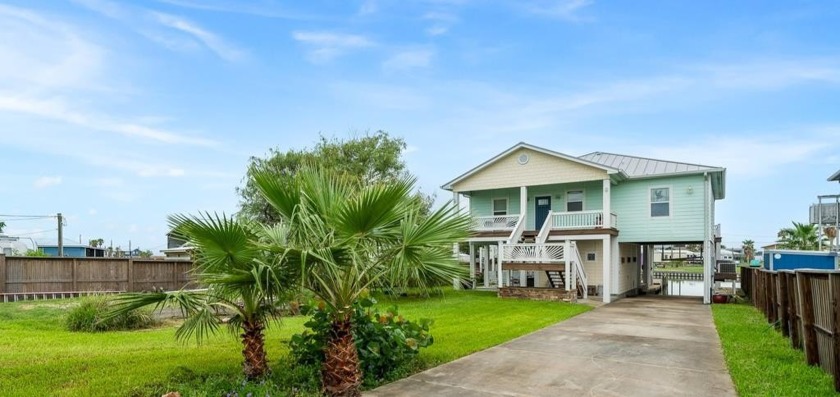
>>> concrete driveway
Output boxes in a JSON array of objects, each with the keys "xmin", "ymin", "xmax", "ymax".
[{"xmin": 366, "ymin": 297, "xmax": 736, "ymax": 397}]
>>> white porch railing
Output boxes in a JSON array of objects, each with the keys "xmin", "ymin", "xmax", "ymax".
[
  {"xmin": 501, "ymin": 243, "xmax": 565, "ymax": 262},
  {"xmin": 714, "ymin": 223, "xmax": 721, "ymax": 238},
  {"xmin": 550, "ymin": 210, "xmax": 617, "ymax": 230},
  {"xmin": 472, "ymin": 214, "xmax": 520, "ymax": 232}
]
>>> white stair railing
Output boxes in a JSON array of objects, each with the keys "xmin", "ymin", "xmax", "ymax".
[
  {"xmin": 570, "ymin": 242, "xmax": 588, "ymax": 299},
  {"xmin": 507, "ymin": 213, "xmax": 527, "ymax": 244},
  {"xmin": 536, "ymin": 210, "xmax": 553, "ymax": 243}
]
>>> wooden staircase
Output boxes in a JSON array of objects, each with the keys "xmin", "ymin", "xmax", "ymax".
[
  {"xmin": 545, "ymin": 270, "xmax": 586, "ymax": 298},
  {"xmin": 519, "ymin": 231, "xmax": 538, "ymax": 243},
  {"xmin": 546, "ymin": 270, "xmax": 565, "ymax": 289}
]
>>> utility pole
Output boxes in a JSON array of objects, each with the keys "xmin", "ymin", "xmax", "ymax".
[
  {"xmin": 129, "ymin": 240, "xmax": 132, "ymax": 258},
  {"xmin": 57, "ymin": 212, "xmax": 64, "ymax": 257}
]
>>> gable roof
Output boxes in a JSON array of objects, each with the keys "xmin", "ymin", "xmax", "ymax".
[
  {"xmin": 440, "ymin": 142, "xmax": 626, "ymax": 191},
  {"xmin": 828, "ymin": 169, "xmax": 840, "ymax": 182},
  {"xmin": 580, "ymin": 151, "xmax": 726, "ymax": 199},
  {"xmin": 579, "ymin": 152, "xmax": 724, "ymax": 178}
]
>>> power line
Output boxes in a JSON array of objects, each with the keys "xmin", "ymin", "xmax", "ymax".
[{"xmin": 13, "ymin": 229, "xmax": 58, "ymax": 236}]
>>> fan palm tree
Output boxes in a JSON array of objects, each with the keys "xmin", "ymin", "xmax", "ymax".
[
  {"xmin": 253, "ymin": 167, "xmax": 471, "ymax": 397},
  {"xmin": 741, "ymin": 239, "xmax": 755, "ymax": 263},
  {"xmin": 0, "ymin": 220, "xmax": 5, "ymax": 233},
  {"xmin": 107, "ymin": 213, "xmax": 299, "ymax": 379},
  {"xmin": 777, "ymin": 222, "xmax": 824, "ymax": 251}
]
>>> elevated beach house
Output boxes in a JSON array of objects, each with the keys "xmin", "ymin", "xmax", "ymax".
[{"xmin": 443, "ymin": 143, "xmax": 726, "ymax": 304}]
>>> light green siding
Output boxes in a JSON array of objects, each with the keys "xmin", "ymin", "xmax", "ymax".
[
  {"xmin": 525, "ymin": 181, "xmax": 603, "ymax": 229},
  {"xmin": 468, "ymin": 188, "xmax": 521, "ymax": 217},
  {"xmin": 612, "ymin": 175, "xmax": 707, "ymax": 243}
]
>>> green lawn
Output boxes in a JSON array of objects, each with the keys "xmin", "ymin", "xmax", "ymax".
[
  {"xmin": 0, "ymin": 290, "xmax": 589, "ymax": 396},
  {"xmin": 712, "ymin": 303, "xmax": 838, "ymax": 396}
]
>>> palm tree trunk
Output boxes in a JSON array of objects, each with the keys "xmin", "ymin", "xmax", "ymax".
[
  {"xmin": 323, "ymin": 317, "xmax": 362, "ymax": 397},
  {"xmin": 241, "ymin": 319, "xmax": 268, "ymax": 379}
]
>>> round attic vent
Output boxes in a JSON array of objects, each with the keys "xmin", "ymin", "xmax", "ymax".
[{"xmin": 517, "ymin": 153, "xmax": 529, "ymax": 165}]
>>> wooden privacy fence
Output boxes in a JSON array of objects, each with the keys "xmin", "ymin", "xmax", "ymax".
[
  {"xmin": 741, "ymin": 267, "xmax": 840, "ymax": 391},
  {"xmin": 0, "ymin": 255, "xmax": 196, "ymax": 301}
]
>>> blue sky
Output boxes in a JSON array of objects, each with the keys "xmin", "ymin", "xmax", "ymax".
[{"xmin": 1, "ymin": 0, "xmax": 839, "ymax": 253}]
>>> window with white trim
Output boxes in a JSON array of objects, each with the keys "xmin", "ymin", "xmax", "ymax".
[
  {"xmin": 567, "ymin": 190, "xmax": 584, "ymax": 212},
  {"xmin": 492, "ymin": 198, "xmax": 508, "ymax": 216},
  {"xmin": 650, "ymin": 187, "xmax": 670, "ymax": 217}
]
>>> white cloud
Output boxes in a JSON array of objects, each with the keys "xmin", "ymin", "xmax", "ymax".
[
  {"xmin": 0, "ymin": 95, "xmax": 218, "ymax": 146},
  {"xmin": 152, "ymin": 12, "xmax": 246, "ymax": 62},
  {"xmin": 358, "ymin": 0, "xmax": 378, "ymax": 15},
  {"xmin": 88, "ymin": 208, "xmax": 98, "ymax": 215},
  {"xmin": 33, "ymin": 176, "xmax": 62, "ymax": 188},
  {"xmin": 520, "ymin": 0, "xmax": 594, "ymax": 20},
  {"xmin": 292, "ymin": 31, "xmax": 374, "ymax": 63},
  {"xmin": 73, "ymin": 0, "xmax": 247, "ymax": 62},
  {"xmin": 383, "ymin": 49, "xmax": 435, "ymax": 72},
  {"xmin": 693, "ymin": 59, "xmax": 840, "ymax": 90},
  {"xmin": 423, "ymin": 12, "xmax": 458, "ymax": 36}
]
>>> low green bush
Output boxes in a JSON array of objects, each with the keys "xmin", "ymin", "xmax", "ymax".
[
  {"xmin": 65, "ymin": 295, "xmax": 156, "ymax": 332},
  {"xmin": 289, "ymin": 295, "xmax": 433, "ymax": 386}
]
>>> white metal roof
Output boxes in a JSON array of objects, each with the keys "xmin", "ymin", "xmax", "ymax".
[{"xmin": 579, "ymin": 152, "xmax": 723, "ymax": 178}]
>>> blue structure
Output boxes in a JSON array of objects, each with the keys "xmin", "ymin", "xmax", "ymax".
[
  {"xmin": 764, "ymin": 249, "xmax": 839, "ymax": 271},
  {"xmin": 38, "ymin": 244, "xmax": 106, "ymax": 258}
]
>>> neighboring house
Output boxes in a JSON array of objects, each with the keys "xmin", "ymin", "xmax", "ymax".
[
  {"xmin": 0, "ymin": 235, "xmax": 28, "ymax": 256},
  {"xmin": 442, "ymin": 142, "xmax": 725, "ymax": 304},
  {"xmin": 161, "ymin": 232, "xmax": 192, "ymax": 260},
  {"xmin": 38, "ymin": 244, "xmax": 106, "ymax": 257},
  {"xmin": 161, "ymin": 243, "xmax": 193, "ymax": 260}
]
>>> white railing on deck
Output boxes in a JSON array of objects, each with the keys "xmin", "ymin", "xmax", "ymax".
[
  {"xmin": 472, "ymin": 214, "xmax": 520, "ymax": 232},
  {"xmin": 501, "ymin": 243, "xmax": 565, "ymax": 262},
  {"xmin": 610, "ymin": 213, "xmax": 618, "ymax": 229},
  {"xmin": 550, "ymin": 210, "xmax": 618, "ymax": 230},
  {"xmin": 570, "ymin": 242, "xmax": 588, "ymax": 299},
  {"xmin": 507, "ymin": 213, "xmax": 527, "ymax": 243},
  {"xmin": 714, "ymin": 223, "xmax": 721, "ymax": 238}
]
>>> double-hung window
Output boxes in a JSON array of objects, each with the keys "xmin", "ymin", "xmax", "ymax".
[
  {"xmin": 566, "ymin": 190, "xmax": 584, "ymax": 212},
  {"xmin": 650, "ymin": 187, "xmax": 670, "ymax": 217},
  {"xmin": 492, "ymin": 198, "xmax": 508, "ymax": 216}
]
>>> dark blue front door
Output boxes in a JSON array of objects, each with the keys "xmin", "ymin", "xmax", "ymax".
[{"xmin": 535, "ymin": 196, "xmax": 551, "ymax": 229}]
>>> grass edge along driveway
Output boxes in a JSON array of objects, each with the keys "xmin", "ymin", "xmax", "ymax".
[
  {"xmin": 712, "ymin": 303, "xmax": 837, "ymax": 396},
  {"xmin": 0, "ymin": 290, "xmax": 590, "ymax": 397}
]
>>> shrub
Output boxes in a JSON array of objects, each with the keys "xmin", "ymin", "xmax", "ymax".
[
  {"xmin": 289, "ymin": 295, "xmax": 434, "ymax": 386},
  {"xmin": 66, "ymin": 295, "xmax": 156, "ymax": 332}
]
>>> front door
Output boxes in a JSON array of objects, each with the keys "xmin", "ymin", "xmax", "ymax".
[{"xmin": 535, "ymin": 196, "xmax": 551, "ymax": 229}]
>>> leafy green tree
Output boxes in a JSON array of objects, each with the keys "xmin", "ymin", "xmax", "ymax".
[
  {"xmin": 253, "ymin": 167, "xmax": 470, "ymax": 397},
  {"xmin": 88, "ymin": 238, "xmax": 105, "ymax": 248},
  {"xmin": 777, "ymin": 222, "xmax": 825, "ymax": 250},
  {"xmin": 741, "ymin": 239, "xmax": 755, "ymax": 263},
  {"xmin": 24, "ymin": 249, "xmax": 48, "ymax": 257},
  {"xmin": 237, "ymin": 131, "xmax": 432, "ymax": 224},
  {"xmin": 108, "ymin": 214, "xmax": 299, "ymax": 379},
  {"xmin": 0, "ymin": 221, "xmax": 5, "ymax": 233},
  {"xmin": 138, "ymin": 249, "xmax": 153, "ymax": 258}
]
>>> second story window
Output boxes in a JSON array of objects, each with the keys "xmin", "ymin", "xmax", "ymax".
[
  {"xmin": 567, "ymin": 190, "xmax": 584, "ymax": 212},
  {"xmin": 651, "ymin": 187, "xmax": 670, "ymax": 217},
  {"xmin": 493, "ymin": 198, "xmax": 508, "ymax": 216}
]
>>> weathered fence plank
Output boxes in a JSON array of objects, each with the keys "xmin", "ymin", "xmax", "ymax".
[
  {"xmin": 800, "ymin": 272, "xmax": 821, "ymax": 366},
  {"xmin": 0, "ymin": 257, "xmax": 194, "ymax": 300}
]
